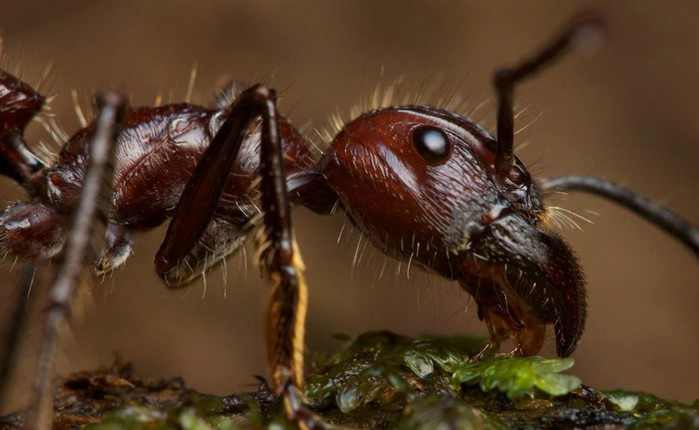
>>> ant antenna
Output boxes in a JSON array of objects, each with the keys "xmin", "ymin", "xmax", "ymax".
[
  {"xmin": 494, "ymin": 13, "xmax": 604, "ymax": 175},
  {"xmin": 537, "ymin": 176, "xmax": 699, "ymax": 257}
]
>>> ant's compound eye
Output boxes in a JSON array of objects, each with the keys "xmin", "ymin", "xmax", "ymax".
[{"xmin": 412, "ymin": 125, "xmax": 451, "ymax": 164}]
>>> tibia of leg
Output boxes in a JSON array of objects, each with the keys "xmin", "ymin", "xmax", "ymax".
[
  {"xmin": 0, "ymin": 201, "xmax": 66, "ymax": 261},
  {"xmin": 265, "ymin": 264, "xmax": 307, "ymax": 390}
]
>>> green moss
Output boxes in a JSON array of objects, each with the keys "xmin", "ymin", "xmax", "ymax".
[
  {"xmin": 395, "ymin": 396, "xmax": 506, "ymax": 430},
  {"xmin": 82, "ymin": 395, "xmax": 243, "ymax": 430},
  {"xmin": 603, "ymin": 391, "xmax": 699, "ymax": 429},
  {"xmin": 451, "ymin": 356, "xmax": 581, "ymax": 399},
  {"xmin": 4, "ymin": 331, "xmax": 697, "ymax": 429},
  {"xmin": 306, "ymin": 331, "xmax": 582, "ymax": 410},
  {"xmin": 305, "ymin": 331, "xmax": 484, "ymax": 414}
]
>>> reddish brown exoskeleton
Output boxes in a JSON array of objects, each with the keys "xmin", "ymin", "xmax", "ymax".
[{"xmin": 0, "ymin": 13, "xmax": 698, "ymax": 429}]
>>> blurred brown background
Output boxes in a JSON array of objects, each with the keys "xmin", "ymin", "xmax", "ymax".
[{"xmin": 1, "ymin": 0, "xmax": 698, "ymax": 413}]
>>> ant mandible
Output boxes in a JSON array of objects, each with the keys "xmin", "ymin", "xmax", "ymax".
[{"xmin": 0, "ymin": 13, "xmax": 697, "ymax": 430}]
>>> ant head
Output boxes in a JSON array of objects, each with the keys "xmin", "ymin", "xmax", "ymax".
[
  {"xmin": 319, "ymin": 105, "xmax": 585, "ymax": 356},
  {"xmin": 319, "ymin": 105, "xmax": 544, "ymax": 264}
]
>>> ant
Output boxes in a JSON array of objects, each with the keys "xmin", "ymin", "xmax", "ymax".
[{"xmin": 1, "ymin": 12, "xmax": 698, "ymax": 430}]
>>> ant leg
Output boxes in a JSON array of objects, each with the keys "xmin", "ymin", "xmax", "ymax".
[
  {"xmin": 537, "ymin": 175, "xmax": 699, "ymax": 257},
  {"xmin": 154, "ymin": 85, "xmax": 285, "ymax": 274},
  {"xmin": 155, "ymin": 85, "xmax": 319, "ymax": 428},
  {"xmin": 493, "ymin": 14, "xmax": 603, "ymax": 175},
  {"xmin": 24, "ymin": 91, "xmax": 127, "ymax": 430},
  {"xmin": 95, "ymin": 223, "xmax": 134, "ymax": 276},
  {"xmin": 0, "ymin": 264, "xmax": 37, "ymax": 409}
]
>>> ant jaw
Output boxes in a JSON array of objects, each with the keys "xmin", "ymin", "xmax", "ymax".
[{"xmin": 458, "ymin": 213, "xmax": 586, "ymax": 358}]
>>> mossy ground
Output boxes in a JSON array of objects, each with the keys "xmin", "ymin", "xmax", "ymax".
[{"xmin": 1, "ymin": 331, "xmax": 697, "ymax": 429}]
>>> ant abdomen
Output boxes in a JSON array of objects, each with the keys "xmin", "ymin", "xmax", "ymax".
[{"xmin": 0, "ymin": 70, "xmax": 46, "ymax": 185}]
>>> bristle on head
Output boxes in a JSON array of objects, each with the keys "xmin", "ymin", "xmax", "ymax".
[
  {"xmin": 316, "ymin": 73, "xmax": 486, "ymax": 150},
  {"xmin": 540, "ymin": 205, "xmax": 594, "ymax": 231}
]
